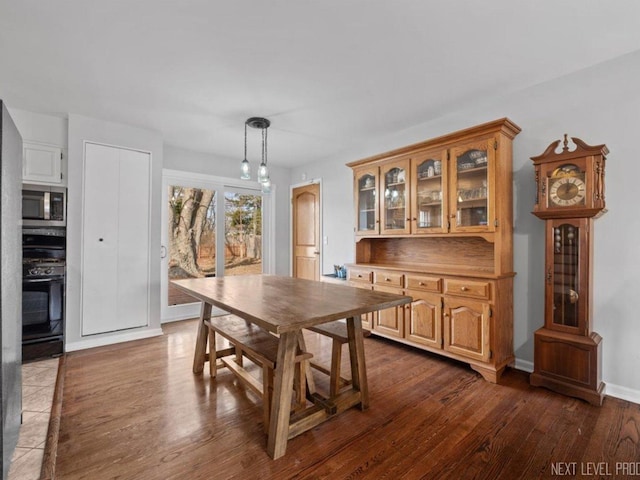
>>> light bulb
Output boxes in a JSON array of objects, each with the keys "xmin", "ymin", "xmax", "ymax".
[
  {"xmin": 240, "ymin": 158, "xmax": 251, "ymax": 180},
  {"xmin": 261, "ymin": 177, "xmax": 271, "ymax": 193},
  {"xmin": 258, "ymin": 162, "xmax": 269, "ymax": 183}
]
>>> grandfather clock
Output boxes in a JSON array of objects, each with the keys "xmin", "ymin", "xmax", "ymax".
[{"xmin": 529, "ymin": 135, "xmax": 608, "ymax": 406}]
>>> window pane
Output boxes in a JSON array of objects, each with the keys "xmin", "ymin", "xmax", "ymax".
[
  {"xmin": 167, "ymin": 185, "xmax": 217, "ymax": 306},
  {"xmin": 224, "ymin": 192, "xmax": 262, "ymax": 276}
]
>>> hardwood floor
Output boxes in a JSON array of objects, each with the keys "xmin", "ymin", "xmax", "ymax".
[{"xmin": 56, "ymin": 319, "xmax": 640, "ymax": 479}]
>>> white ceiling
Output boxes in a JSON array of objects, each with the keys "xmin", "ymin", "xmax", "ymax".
[{"xmin": 1, "ymin": 1, "xmax": 640, "ymax": 168}]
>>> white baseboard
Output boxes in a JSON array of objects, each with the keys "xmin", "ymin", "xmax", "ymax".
[
  {"xmin": 66, "ymin": 328, "xmax": 164, "ymax": 352},
  {"xmin": 513, "ymin": 358, "xmax": 534, "ymax": 373},
  {"xmin": 602, "ymin": 383, "xmax": 640, "ymax": 405},
  {"xmin": 513, "ymin": 356, "xmax": 640, "ymax": 405}
]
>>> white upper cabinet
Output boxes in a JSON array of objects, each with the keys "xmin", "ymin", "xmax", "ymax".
[{"xmin": 23, "ymin": 142, "xmax": 63, "ymax": 184}]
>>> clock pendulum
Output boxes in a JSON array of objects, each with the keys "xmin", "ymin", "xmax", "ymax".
[{"xmin": 529, "ymin": 135, "xmax": 608, "ymax": 406}]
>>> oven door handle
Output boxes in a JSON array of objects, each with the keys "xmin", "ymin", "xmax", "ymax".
[{"xmin": 23, "ymin": 277, "xmax": 63, "ymax": 284}]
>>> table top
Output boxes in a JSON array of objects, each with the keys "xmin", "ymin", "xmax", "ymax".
[{"xmin": 172, "ymin": 274, "xmax": 412, "ymax": 334}]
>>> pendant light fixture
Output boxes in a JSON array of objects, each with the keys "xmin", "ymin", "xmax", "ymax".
[{"xmin": 241, "ymin": 116, "xmax": 271, "ymax": 192}]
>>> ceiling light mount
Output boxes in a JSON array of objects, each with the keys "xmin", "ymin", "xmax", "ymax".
[{"xmin": 246, "ymin": 117, "xmax": 271, "ymax": 130}]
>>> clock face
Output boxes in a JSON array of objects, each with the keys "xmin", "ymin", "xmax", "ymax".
[
  {"xmin": 549, "ymin": 176, "xmax": 586, "ymax": 207},
  {"xmin": 547, "ymin": 164, "xmax": 586, "ymax": 208}
]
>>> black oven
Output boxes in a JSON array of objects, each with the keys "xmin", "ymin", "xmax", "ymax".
[{"xmin": 22, "ymin": 227, "xmax": 65, "ymax": 361}]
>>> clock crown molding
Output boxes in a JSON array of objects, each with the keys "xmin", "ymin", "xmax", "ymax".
[{"xmin": 531, "ymin": 134, "xmax": 609, "ymax": 165}]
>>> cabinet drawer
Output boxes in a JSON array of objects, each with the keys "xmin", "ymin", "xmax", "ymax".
[
  {"xmin": 373, "ymin": 271, "xmax": 404, "ymax": 287},
  {"xmin": 348, "ymin": 267, "xmax": 373, "ymax": 284},
  {"xmin": 444, "ymin": 279, "xmax": 491, "ymax": 300},
  {"xmin": 405, "ymin": 274, "xmax": 442, "ymax": 293}
]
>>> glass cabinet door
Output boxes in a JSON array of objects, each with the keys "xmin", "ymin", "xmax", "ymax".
[
  {"xmin": 354, "ymin": 167, "xmax": 379, "ymax": 235},
  {"xmin": 380, "ymin": 159, "xmax": 410, "ymax": 235},
  {"xmin": 449, "ymin": 140, "xmax": 494, "ymax": 232},
  {"xmin": 412, "ymin": 151, "xmax": 446, "ymax": 233}
]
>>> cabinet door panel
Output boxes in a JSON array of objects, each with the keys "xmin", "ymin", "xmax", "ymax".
[
  {"xmin": 373, "ymin": 285, "xmax": 404, "ymax": 338},
  {"xmin": 411, "ymin": 150, "xmax": 447, "ymax": 233},
  {"xmin": 23, "ymin": 143, "xmax": 62, "ymax": 184},
  {"xmin": 380, "ymin": 159, "xmax": 411, "ymax": 235},
  {"xmin": 349, "ymin": 281, "xmax": 374, "ymax": 330},
  {"xmin": 406, "ymin": 290, "xmax": 441, "ymax": 348},
  {"xmin": 443, "ymin": 298, "xmax": 490, "ymax": 361},
  {"xmin": 354, "ymin": 167, "xmax": 379, "ymax": 235},
  {"xmin": 449, "ymin": 138, "xmax": 496, "ymax": 233}
]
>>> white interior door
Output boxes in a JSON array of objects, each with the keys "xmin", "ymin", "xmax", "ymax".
[{"xmin": 82, "ymin": 143, "xmax": 150, "ymax": 335}]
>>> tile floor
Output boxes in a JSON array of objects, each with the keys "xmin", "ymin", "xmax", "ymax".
[{"xmin": 8, "ymin": 357, "xmax": 59, "ymax": 480}]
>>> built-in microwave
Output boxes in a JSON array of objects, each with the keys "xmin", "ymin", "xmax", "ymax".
[{"xmin": 22, "ymin": 184, "xmax": 67, "ymax": 227}]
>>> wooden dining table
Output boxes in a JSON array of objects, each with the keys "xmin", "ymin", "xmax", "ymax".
[{"xmin": 171, "ymin": 274, "xmax": 412, "ymax": 459}]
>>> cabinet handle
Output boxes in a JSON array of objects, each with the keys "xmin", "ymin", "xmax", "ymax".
[
  {"xmin": 461, "ymin": 286, "xmax": 469, "ymax": 291},
  {"xmin": 406, "ymin": 218, "xmax": 411, "ymax": 222},
  {"xmin": 419, "ymin": 282, "xmax": 425, "ymax": 286},
  {"xmin": 412, "ymin": 218, "xmax": 417, "ymax": 221},
  {"xmin": 357, "ymin": 274, "xmax": 363, "ymax": 278},
  {"xmin": 385, "ymin": 278, "xmax": 391, "ymax": 282}
]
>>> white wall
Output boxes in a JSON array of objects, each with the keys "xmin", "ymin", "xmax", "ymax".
[
  {"xmin": 164, "ymin": 144, "xmax": 291, "ymax": 275},
  {"xmin": 66, "ymin": 114, "xmax": 164, "ymax": 350},
  {"xmin": 291, "ymin": 50, "xmax": 640, "ymax": 403}
]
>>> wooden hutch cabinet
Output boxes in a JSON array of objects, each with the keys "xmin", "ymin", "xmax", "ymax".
[{"xmin": 346, "ymin": 118, "xmax": 520, "ymax": 383}]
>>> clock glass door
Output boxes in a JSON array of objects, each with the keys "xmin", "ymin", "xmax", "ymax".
[
  {"xmin": 551, "ymin": 223, "xmax": 580, "ymax": 328},
  {"xmin": 546, "ymin": 218, "xmax": 589, "ymax": 335}
]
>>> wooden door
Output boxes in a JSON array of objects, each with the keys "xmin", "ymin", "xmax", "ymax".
[
  {"xmin": 406, "ymin": 290, "xmax": 442, "ymax": 348},
  {"xmin": 353, "ymin": 166, "xmax": 379, "ymax": 235},
  {"xmin": 448, "ymin": 138, "xmax": 496, "ymax": 234},
  {"xmin": 373, "ymin": 285, "xmax": 405, "ymax": 338},
  {"xmin": 292, "ymin": 183, "xmax": 320, "ymax": 281},
  {"xmin": 443, "ymin": 297, "xmax": 490, "ymax": 361},
  {"xmin": 411, "ymin": 149, "xmax": 448, "ymax": 234},
  {"xmin": 380, "ymin": 159, "xmax": 411, "ymax": 235},
  {"xmin": 349, "ymin": 282, "xmax": 375, "ymax": 330}
]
